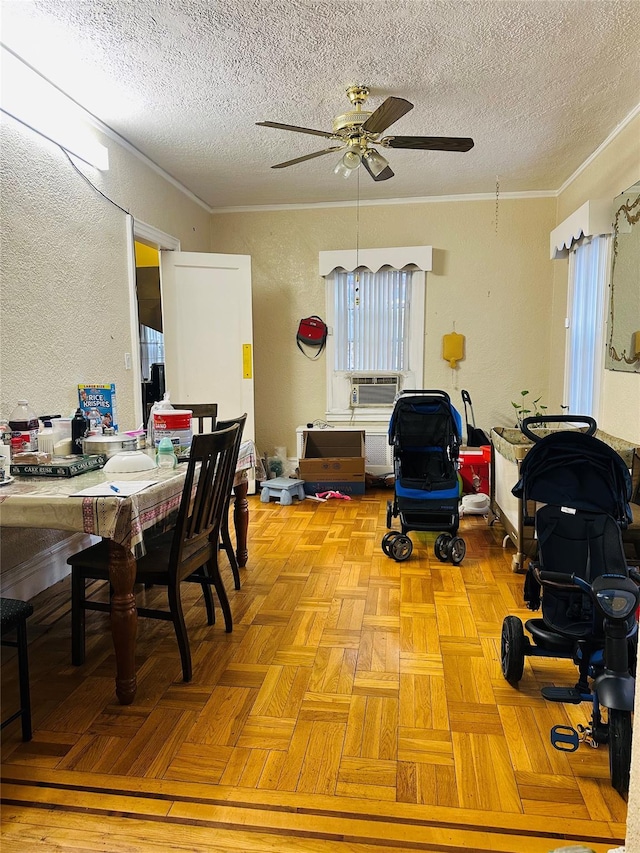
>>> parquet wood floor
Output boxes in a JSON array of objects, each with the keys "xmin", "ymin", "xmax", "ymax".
[{"xmin": 1, "ymin": 491, "xmax": 628, "ymax": 852}]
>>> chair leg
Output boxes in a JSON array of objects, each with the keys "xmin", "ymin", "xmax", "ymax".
[
  {"xmin": 15, "ymin": 619, "xmax": 32, "ymax": 741},
  {"xmin": 206, "ymin": 555, "xmax": 233, "ymax": 633},
  {"xmin": 198, "ymin": 566, "xmax": 216, "ymax": 626},
  {"xmin": 221, "ymin": 512, "xmax": 241, "ymax": 590},
  {"xmin": 70, "ymin": 569, "xmax": 86, "ymax": 666},
  {"xmin": 167, "ymin": 582, "xmax": 192, "ymax": 682}
]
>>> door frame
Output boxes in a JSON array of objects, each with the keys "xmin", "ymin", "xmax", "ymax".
[{"xmin": 126, "ymin": 216, "xmax": 181, "ymax": 428}]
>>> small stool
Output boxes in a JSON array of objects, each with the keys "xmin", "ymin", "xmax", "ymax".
[
  {"xmin": 1, "ymin": 597, "xmax": 34, "ymax": 741},
  {"xmin": 260, "ymin": 477, "xmax": 306, "ymax": 505}
]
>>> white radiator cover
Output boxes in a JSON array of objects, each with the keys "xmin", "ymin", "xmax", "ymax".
[{"xmin": 296, "ymin": 424, "xmax": 393, "ymax": 476}]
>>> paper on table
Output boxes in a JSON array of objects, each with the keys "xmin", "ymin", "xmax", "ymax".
[{"xmin": 71, "ymin": 481, "xmax": 159, "ymax": 497}]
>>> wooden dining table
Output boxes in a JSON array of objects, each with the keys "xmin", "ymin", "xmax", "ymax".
[{"xmin": 0, "ymin": 441, "xmax": 263, "ymax": 704}]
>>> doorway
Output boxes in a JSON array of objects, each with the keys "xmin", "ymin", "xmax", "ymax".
[{"xmin": 126, "ymin": 217, "xmax": 181, "ymax": 427}]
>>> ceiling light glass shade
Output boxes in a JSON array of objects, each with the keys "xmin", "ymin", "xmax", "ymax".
[
  {"xmin": 363, "ymin": 148, "xmax": 389, "ymax": 177},
  {"xmin": 334, "ymin": 148, "xmax": 361, "ymax": 178}
]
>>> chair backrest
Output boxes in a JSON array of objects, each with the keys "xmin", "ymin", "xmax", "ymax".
[
  {"xmin": 216, "ymin": 413, "xmax": 247, "ymax": 482},
  {"xmin": 173, "ymin": 403, "xmax": 218, "ymax": 435},
  {"xmin": 170, "ymin": 425, "xmax": 239, "ymax": 578}
]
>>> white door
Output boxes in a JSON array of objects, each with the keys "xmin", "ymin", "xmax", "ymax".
[{"xmin": 159, "ymin": 251, "xmax": 254, "ymax": 441}]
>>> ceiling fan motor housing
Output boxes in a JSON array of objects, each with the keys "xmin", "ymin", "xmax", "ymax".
[{"xmin": 332, "ymin": 111, "xmax": 372, "ymax": 136}]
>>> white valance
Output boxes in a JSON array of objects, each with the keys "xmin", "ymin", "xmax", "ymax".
[
  {"xmin": 319, "ymin": 246, "xmax": 432, "ymax": 276},
  {"xmin": 550, "ymin": 199, "xmax": 613, "ymax": 259}
]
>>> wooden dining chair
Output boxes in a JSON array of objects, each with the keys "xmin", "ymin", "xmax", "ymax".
[
  {"xmin": 68, "ymin": 424, "xmax": 240, "ymax": 682},
  {"xmin": 215, "ymin": 414, "xmax": 247, "ymax": 590},
  {"xmin": 152, "ymin": 408, "xmax": 247, "ymax": 588},
  {"xmin": 173, "ymin": 403, "xmax": 218, "ymax": 435}
]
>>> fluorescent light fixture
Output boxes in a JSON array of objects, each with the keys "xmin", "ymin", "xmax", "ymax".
[{"xmin": 0, "ymin": 45, "xmax": 109, "ymax": 170}]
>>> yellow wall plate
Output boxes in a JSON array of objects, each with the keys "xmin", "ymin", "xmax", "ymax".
[{"xmin": 242, "ymin": 344, "xmax": 253, "ymax": 379}]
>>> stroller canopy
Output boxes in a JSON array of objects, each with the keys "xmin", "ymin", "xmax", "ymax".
[
  {"xmin": 512, "ymin": 431, "xmax": 632, "ymax": 526},
  {"xmin": 388, "ymin": 391, "xmax": 462, "ymax": 451}
]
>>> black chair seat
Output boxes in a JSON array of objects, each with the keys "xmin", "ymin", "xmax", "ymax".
[
  {"xmin": 1, "ymin": 597, "xmax": 34, "ymax": 741},
  {"xmin": 1, "ymin": 597, "xmax": 33, "ymax": 633}
]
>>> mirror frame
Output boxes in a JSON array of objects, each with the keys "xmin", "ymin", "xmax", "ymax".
[{"xmin": 606, "ymin": 183, "xmax": 640, "ymax": 371}]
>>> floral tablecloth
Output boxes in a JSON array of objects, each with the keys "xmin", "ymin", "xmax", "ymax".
[{"xmin": 0, "ymin": 440, "xmax": 263, "ymax": 552}]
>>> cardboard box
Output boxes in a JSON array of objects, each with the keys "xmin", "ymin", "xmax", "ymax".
[
  {"xmin": 78, "ymin": 384, "xmax": 118, "ymax": 431},
  {"xmin": 11, "ymin": 454, "xmax": 107, "ymax": 478},
  {"xmin": 299, "ymin": 430, "xmax": 366, "ymax": 495},
  {"xmin": 458, "ymin": 447, "xmax": 490, "ymax": 495}
]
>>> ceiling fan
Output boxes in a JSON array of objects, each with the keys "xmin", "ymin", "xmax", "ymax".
[{"xmin": 256, "ymin": 85, "xmax": 474, "ymax": 181}]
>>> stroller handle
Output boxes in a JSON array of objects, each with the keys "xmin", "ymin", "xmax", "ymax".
[
  {"xmin": 401, "ymin": 389, "xmax": 451, "ymax": 403},
  {"xmin": 521, "ymin": 414, "xmax": 597, "ymax": 443}
]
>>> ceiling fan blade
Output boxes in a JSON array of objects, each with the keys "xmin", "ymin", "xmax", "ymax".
[
  {"xmin": 256, "ymin": 121, "xmax": 334, "ymax": 139},
  {"xmin": 383, "ymin": 135, "xmax": 475, "ymax": 152},
  {"xmin": 361, "ymin": 157, "xmax": 395, "ymax": 182},
  {"xmin": 361, "ymin": 97, "xmax": 414, "ymax": 135},
  {"xmin": 271, "ymin": 146, "xmax": 343, "ymax": 169}
]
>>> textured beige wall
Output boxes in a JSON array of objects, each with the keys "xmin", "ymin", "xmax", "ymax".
[
  {"xmin": 211, "ymin": 197, "xmax": 557, "ymax": 458},
  {"xmin": 549, "ymin": 113, "xmax": 640, "ymax": 445},
  {"xmin": 0, "ymin": 114, "xmax": 210, "ymax": 570},
  {"xmin": 0, "ymin": 115, "xmax": 211, "ymax": 427}
]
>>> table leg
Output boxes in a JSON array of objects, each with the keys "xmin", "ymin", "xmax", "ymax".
[
  {"xmin": 108, "ymin": 540, "xmax": 138, "ymax": 704},
  {"xmin": 233, "ymin": 480, "xmax": 249, "ymax": 568}
]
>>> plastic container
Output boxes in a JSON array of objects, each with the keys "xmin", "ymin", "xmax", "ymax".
[
  {"xmin": 147, "ymin": 392, "xmax": 173, "ymax": 447},
  {"xmin": 37, "ymin": 421, "xmax": 55, "ymax": 456},
  {"xmin": 8, "ymin": 400, "xmax": 39, "ymax": 453},
  {"xmin": 155, "ymin": 436, "xmax": 178, "ymax": 469},
  {"xmin": 153, "ymin": 409, "xmax": 192, "ymax": 454}
]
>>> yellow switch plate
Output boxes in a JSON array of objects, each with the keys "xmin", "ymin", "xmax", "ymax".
[{"xmin": 242, "ymin": 344, "xmax": 252, "ymax": 379}]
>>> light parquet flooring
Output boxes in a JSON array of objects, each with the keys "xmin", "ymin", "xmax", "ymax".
[{"xmin": 1, "ymin": 491, "xmax": 628, "ymax": 852}]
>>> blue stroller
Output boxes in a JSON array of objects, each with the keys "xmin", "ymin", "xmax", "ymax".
[{"xmin": 383, "ymin": 390, "xmax": 465, "ymax": 564}]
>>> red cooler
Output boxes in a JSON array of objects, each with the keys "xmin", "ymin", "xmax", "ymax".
[{"xmin": 458, "ymin": 446, "xmax": 490, "ymax": 495}]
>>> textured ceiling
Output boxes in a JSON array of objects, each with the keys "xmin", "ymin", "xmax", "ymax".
[{"xmin": 2, "ymin": 0, "xmax": 639, "ymax": 209}]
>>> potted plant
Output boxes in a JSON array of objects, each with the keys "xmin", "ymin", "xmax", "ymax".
[{"xmin": 511, "ymin": 390, "xmax": 547, "ymax": 429}]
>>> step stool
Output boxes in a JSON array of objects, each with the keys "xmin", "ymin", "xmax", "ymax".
[{"xmin": 260, "ymin": 477, "xmax": 306, "ymax": 505}]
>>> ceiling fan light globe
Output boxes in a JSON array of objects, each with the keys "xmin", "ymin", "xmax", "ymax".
[
  {"xmin": 363, "ymin": 148, "xmax": 389, "ymax": 177},
  {"xmin": 342, "ymin": 150, "xmax": 362, "ymax": 170},
  {"xmin": 334, "ymin": 159, "xmax": 354, "ymax": 178}
]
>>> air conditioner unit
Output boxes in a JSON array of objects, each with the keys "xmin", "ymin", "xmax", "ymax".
[{"xmin": 350, "ymin": 376, "xmax": 399, "ymax": 407}]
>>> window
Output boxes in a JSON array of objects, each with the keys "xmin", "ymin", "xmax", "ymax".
[
  {"xmin": 564, "ymin": 234, "xmax": 610, "ymax": 417},
  {"xmin": 333, "ymin": 268, "xmax": 412, "ymax": 372},
  {"xmin": 139, "ymin": 324, "xmax": 164, "ymax": 381}
]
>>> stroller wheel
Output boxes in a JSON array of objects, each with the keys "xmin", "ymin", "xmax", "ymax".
[
  {"xmin": 449, "ymin": 536, "xmax": 466, "ymax": 565},
  {"xmin": 609, "ymin": 709, "xmax": 632, "ymax": 799},
  {"xmin": 501, "ymin": 616, "xmax": 525, "ymax": 686},
  {"xmin": 386, "ymin": 500, "xmax": 393, "ymax": 528},
  {"xmin": 434, "ymin": 533, "xmax": 451, "ymax": 562},
  {"xmin": 390, "ymin": 534, "xmax": 413, "ymax": 562},
  {"xmin": 381, "ymin": 531, "xmax": 400, "ymax": 557}
]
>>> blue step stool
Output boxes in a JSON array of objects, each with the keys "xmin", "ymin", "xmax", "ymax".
[{"xmin": 260, "ymin": 477, "xmax": 306, "ymax": 505}]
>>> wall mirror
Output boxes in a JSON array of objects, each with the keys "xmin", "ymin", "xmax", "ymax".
[{"xmin": 606, "ymin": 180, "xmax": 640, "ymax": 372}]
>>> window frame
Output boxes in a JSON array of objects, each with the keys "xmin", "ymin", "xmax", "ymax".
[{"xmin": 324, "ymin": 267, "xmax": 425, "ymax": 421}]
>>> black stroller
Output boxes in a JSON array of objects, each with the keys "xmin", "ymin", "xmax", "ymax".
[
  {"xmin": 500, "ymin": 415, "xmax": 640, "ymax": 797},
  {"xmin": 383, "ymin": 390, "xmax": 465, "ymax": 564}
]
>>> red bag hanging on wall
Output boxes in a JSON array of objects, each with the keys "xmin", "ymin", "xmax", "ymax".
[{"xmin": 296, "ymin": 316, "xmax": 327, "ymax": 359}]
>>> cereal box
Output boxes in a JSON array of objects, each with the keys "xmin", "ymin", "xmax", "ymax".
[{"xmin": 78, "ymin": 384, "xmax": 118, "ymax": 431}]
